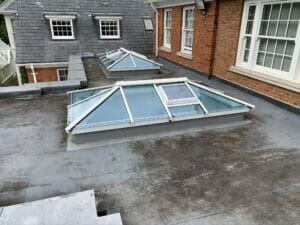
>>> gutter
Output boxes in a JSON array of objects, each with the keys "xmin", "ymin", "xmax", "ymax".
[{"xmin": 151, "ymin": 3, "xmax": 159, "ymax": 57}]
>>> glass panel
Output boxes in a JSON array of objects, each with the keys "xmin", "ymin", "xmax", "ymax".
[
  {"xmin": 70, "ymin": 93, "xmax": 104, "ymax": 123},
  {"xmin": 262, "ymin": 5, "xmax": 271, "ymax": 20},
  {"xmin": 132, "ymin": 56, "xmax": 158, "ymax": 69},
  {"xmin": 272, "ymin": 55, "xmax": 283, "ymax": 70},
  {"xmin": 259, "ymin": 39, "xmax": 267, "ymax": 51},
  {"xmin": 267, "ymin": 21, "xmax": 277, "ymax": 36},
  {"xmin": 123, "ymin": 86, "xmax": 168, "ymax": 122},
  {"xmin": 257, "ymin": 52, "xmax": 265, "ymax": 65},
  {"xmin": 190, "ymin": 85, "xmax": 246, "ymax": 113},
  {"xmin": 161, "ymin": 84, "xmax": 194, "ymax": 100},
  {"xmin": 267, "ymin": 39, "xmax": 276, "ymax": 52},
  {"xmin": 286, "ymin": 21, "xmax": 298, "ymax": 38},
  {"xmin": 270, "ymin": 4, "xmax": 280, "ymax": 20},
  {"xmin": 71, "ymin": 88, "xmax": 110, "ymax": 105},
  {"xmin": 259, "ymin": 21, "xmax": 268, "ymax": 35},
  {"xmin": 245, "ymin": 37, "xmax": 251, "ymax": 49},
  {"xmin": 248, "ymin": 6, "xmax": 256, "ymax": 20},
  {"xmin": 285, "ymin": 41, "xmax": 295, "ymax": 56},
  {"xmin": 282, "ymin": 57, "xmax": 292, "ymax": 72},
  {"xmin": 275, "ymin": 40, "xmax": 285, "ymax": 54},
  {"xmin": 246, "ymin": 21, "xmax": 253, "ymax": 34},
  {"xmin": 169, "ymin": 105, "xmax": 203, "ymax": 117},
  {"xmin": 76, "ymin": 90, "xmax": 130, "ymax": 129},
  {"xmin": 110, "ymin": 55, "xmax": 135, "ymax": 70},
  {"xmin": 276, "ymin": 21, "xmax": 288, "ymax": 37},
  {"xmin": 243, "ymin": 50, "xmax": 249, "ymax": 62},
  {"xmin": 280, "ymin": 3, "xmax": 291, "ymax": 20},
  {"xmin": 264, "ymin": 53, "xmax": 273, "ymax": 67},
  {"xmin": 290, "ymin": 3, "xmax": 300, "ymax": 20}
]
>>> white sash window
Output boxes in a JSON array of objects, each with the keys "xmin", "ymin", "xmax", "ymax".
[{"xmin": 237, "ymin": 1, "xmax": 300, "ymax": 82}]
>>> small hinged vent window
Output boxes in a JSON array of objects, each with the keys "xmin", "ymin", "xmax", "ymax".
[
  {"xmin": 158, "ymin": 83, "xmax": 199, "ymax": 106},
  {"xmin": 144, "ymin": 18, "xmax": 153, "ymax": 31}
]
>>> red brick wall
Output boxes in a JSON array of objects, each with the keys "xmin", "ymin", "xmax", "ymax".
[
  {"xmin": 154, "ymin": 0, "xmax": 300, "ymax": 108},
  {"xmin": 156, "ymin": 2, "xmax": 218, "ymax": 74},
  {"xmin": 27, "ymin": 67, "xmax": 65, "ymax": 83},
  {"xmin": 213, "ymin": 0, "xmax": 300, "ymax": 108}
]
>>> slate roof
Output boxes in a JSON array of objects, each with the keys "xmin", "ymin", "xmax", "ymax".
[{"xmin": 0, "ymin": 0, "xmax": 154, "ymax": 64}]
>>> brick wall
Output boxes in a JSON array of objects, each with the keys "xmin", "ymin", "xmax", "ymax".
[
  {"xmin": 156, "ymin": 2, "xmax": 218, "ymax": 74},
  {"xmin": 213, "ymin": 0, "xmax": 300, "ymax": 108},
  {"xmin": 27, "ymin": 67, "xmax": 62, "ymax": 83},
  {"xmin": 154, "ymin": 0, "xmax": 300, "ymax": 108}
]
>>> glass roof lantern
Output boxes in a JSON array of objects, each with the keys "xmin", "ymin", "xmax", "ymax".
[{"xmin": 66, "ymin": 77, "xmax": 255, "ymax": 135}]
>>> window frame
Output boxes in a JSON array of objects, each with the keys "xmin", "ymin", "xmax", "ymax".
[
  {"xmin": 144, "ymin": 17, "xmax": 153, "ymax": 31},
  {"xmin": 57, "ymin": 68, "xmax": 69, "ymax": 81},
  {"xmin": 236, "ymin": 0, "xmax": 300, "ymax": 81},
  {"xmin": 181, "ymin": 6, "xmax": 195, "ymax": 54},
  {"xmin": 98, "ymin": 17, "xmax": 121, "ymax": 40},
  {"xmin": 163, "ymin": 9, "xmax": 172, "ymax": 49},
  {"xmin": 49, "ymin": 16, "xmax": 75, "ymax": 40}
]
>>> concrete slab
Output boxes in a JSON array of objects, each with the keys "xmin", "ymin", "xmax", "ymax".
[
  {"xmin": 0, "ymin": 190, "xmax": 97, "ymax": 224},
  {"xmin": 0, "ymin": 190, "xmax": 123, "ymax": 225}
]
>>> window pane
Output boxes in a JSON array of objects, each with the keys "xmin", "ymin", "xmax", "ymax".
[
  {"xmin": 267, "ymin": 21, "xmax": 277, "ymax": 36},
  {"xmin": 280, "ymin": 3, "xmax": 291, "ymax": 20},
  {"xmin": 282, "ymin": 57, "xmax": 292, "ymax": 72},
  {"xmin": 262, "ymin": 5, "xmax": 271, "ymax": 20},
  {"xmin": 259, "ymin": 38, "xmax": 267, "ymax": 51},
  {"xmin": 169, "ymin": 105, "xmax": 203, "ymax": 117},
  {"xmin": 264, "ymin": 53, "xmax": 273, "ymax": 67},
  {"xmin": 267, "ymin": 39, "xmax": 276, "ymax": 53},
  {"xmin": 286, "ymin": 21, "xmax": 298, "ymax": 38},
  {"xmin": 270, "ymin": 4, "xmax": 280, "ymax": 20},
  {"xmin": 123, "ymin": 86, "xmax": 168, "ymax": 122},
  {"xmin": 290, "ymin": 3, "xmax": 300, "ymax": 20},
  {"xmin": 272, "ymin": 55, "xmax": 283, "ymax": 70},
  {"xmin": 161, "ymin": 84, "xmax": 194, "ymax": 100},
  {"xmin": 285, "ymin": 41, "xmax": 295, "ymax": 56},
  {"xmin": 248, "ymin": 5, "xmax": 256, "ymax": 20},
  {"xmin": 76, "ymin": 90, "xmax": 130, "ymax": 129},
  {"xmin": 259, "ymin": 21, "xmax": 268, "ymax": 35},
  {"xmin": 244, "ymin": 50, "xmax": 249, "ymax": 62},
  {"xmin": 276, "ymin": 21, "xmax": 288, "ymax": 37},
  {"xmin": 257, "ymin": 52, "xmax": 265, "ymax": 65},
  {"xmin": 246, "ymin": 21, "xmax": 253, "ymax": 34},
  {"xmin": 245, "ymin": 37, "xmax": 251, "ymax": 49},
  {"xmin": 190, "ymin": 85, "xmax": 246, "ymax": 113},
  {"xmin": 275, "ymin": 40, "xmax": 285, "ymax": 54}
]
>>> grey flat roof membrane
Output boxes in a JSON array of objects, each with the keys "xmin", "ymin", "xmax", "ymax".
[
  {"xmin": 66, "ymin": 77, "xmax": 255, "ymax": 137},
  {"xmin": 98, "ymin": 48, "xmax": 162, "ymax": 77}
]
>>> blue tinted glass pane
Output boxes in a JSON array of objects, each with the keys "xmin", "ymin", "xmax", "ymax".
[
  {"xmin": 71, "ymin": 88, "xmax": 109, "ymax": 105},
  {"xmin": 99, "ymin": 50, "xmax": 127, "ymax": 67},
  {"xmin": 190, "ymin": 85, "xmax": 247, "ymax": 112},
  {"xmin": 110, "ymin": 55, "xmax": 135, "ymax": 70},
  {"xmin": 123, "ymin": 85, "xmax": 168, "ymax": 122},
  {"xmin": 161, "ymin": 84, "xmax": 194, "ymax": 100},
  {"xmin": 69, "ymin": 92, "xmax": 107, "ymax": 123},
  {"xmin": 132, "ymin": 56, "xmax": 159, "ymax": 69},
  {"xmin": 169, "ymin": 105, "xmax": 204, "ymax": 117},
  {"xmin": 75, "ymin": 90, "xmax": 130, "ymax": 129}
]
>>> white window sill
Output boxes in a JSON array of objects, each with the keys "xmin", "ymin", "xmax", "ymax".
[
  {"xmin": 160, "ymin": 46, "xmax": 171, "ymax": 53},
  {"xmin": 176, "ymin": 51, "xmax": 193, "ymax": 60},
  {"xmin": 230, "ymin": 66, "xmax": 300, "ymax": 93}
]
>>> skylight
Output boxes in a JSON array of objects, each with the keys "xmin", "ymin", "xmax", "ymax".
[
  {"xmin": 98, "ymin": 48, "xmax": 162, "ymax": 76},
  {"xmin": 66, "ymin": 77, "xmax": 255, "ymax": 135}
]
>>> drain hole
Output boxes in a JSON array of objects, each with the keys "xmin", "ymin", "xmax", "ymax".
[{"xmin": 97, "ymin": 209, "xmax": 108, "ymax": 217}]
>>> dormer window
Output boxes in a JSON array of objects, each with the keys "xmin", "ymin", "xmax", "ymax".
[
  {"xmin": 95, "ymin": 16, "xmax": 122, "ymax": 39},
  {"xmin": 45, "ymin": 15, "xmax": 76, "ymax": 40}
]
